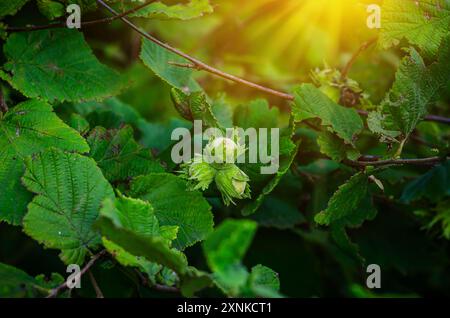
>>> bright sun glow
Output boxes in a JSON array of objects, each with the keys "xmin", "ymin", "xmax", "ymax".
[{"xmin": 242, "ymin": 0, "xmax": 372, "ymax": 69}]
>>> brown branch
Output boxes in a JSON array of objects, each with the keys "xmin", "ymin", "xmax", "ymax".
[
  {"xmin": 96, "ymin": 0, "xmax": 294, "ymax": 100},
  {"xmin": 46, "ymin": 250, "xmax": 106, "ymax": 298},
  {"xmin": 88, "ymin": 269, "xmax": 105, "ymax": 298},
  {"xmin": 6, "ymin": 0, "xmax": 158, "ymax": 33},
  {"xmin": 0, "ymin": 87, "xmax": 7, "ymax": 113},
  {"xmin": 134, "ymin": 269, "xmax": 180, "ymax": 294},
  {"xmin": 346, "ymin": 156, "xmax": 448, "ymax": 167}
]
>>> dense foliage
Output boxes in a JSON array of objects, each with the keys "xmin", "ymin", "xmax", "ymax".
[{"xmin": 0, "ymin": 0, "xmax": 449, "ymax": 298}]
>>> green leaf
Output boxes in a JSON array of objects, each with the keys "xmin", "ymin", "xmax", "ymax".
[
  {"xmin": 129, "ymin": 0, "xmax": 213, "ymax": 20},
  {"xmin": 233, "ymin": 99, "xmax": 279, "ymax": 129},
  {"xmin": 315, "ymin": 173, "xmax": 376, "ymax": 226},
  {"xmin": 87, "ymin": 126, "xmax": 164, "ymax": 183},
  {"xmin": 380, "ymin": 38, "xmax": 450, "ymax": 136},
  {"xmin": 140, "ymin": 38, "xmax": 201, "ymax": 92},
  {"xmin": 0, "ymin": 0, "xmax": 30, "ymax": 17},
  {"xmin": 292, "ymin": 84, "xmax": 363, "ymax": 145},
  {"xmin": 401, "ymin": 160, "xmax": 450, "ymax": 203},
  {"xmin": 317, "ymin": 131, "xmax": 360, "ymax": 162},
  {"xmin": 427, "ymin": 200, "xmax": 450, "ymax": 239},
  {"xmin": 380, "ymin": 0, "xmax": 450, "ymax": 57},
  {"xmin": 69, "ymin": 113, "xmax": 90, "ymax": 135},
  {"xmin": 22, "ymin": 148, "xmax": 114, "ymax": 265},
  {"xmin": 72, "ymin": 97, "xmax": 142, "ymax": 129},
  {"xmin": 100, "ymin": 195, "xmax": 160, "ymax": 237},
  {"xmin": 180, "ymin": 267, "xmax": 213, "ymax": 297},
  {"xmin": 37, "ymin": 0, "xmax": 65, "ymax": 20},
  {"xmin": 314, "ymin": 173, "xmax": 378, "ymax": 263},
  {"xmin": 95, "ymin": 202, "xmax": 188, "ymax": 275},
  {"xmin": 211, "ymin": 96, "xmax": 233, "ymax": 128},
  {"xmin": 0, "ymin": 262, "xmax": 62, "ymax": 297},
  {"xmin": 97, "ymin": 195, "xmax": 183, "ymax": 281},
  {"xmin": 102, "ymin": 238, "xmax": 162, "ymax": 283},
  {"xmin": 129, "ymin": 173, "xmax": 214, "ymax": 250},
  {"xmin": 1, "ymin": 29, "xmax": 127, "ymax": 102},
  {"xmin": 249, "ymin": 264, "xmax": 280, "ymax": 291},
  {"xmin": 248, "ymin": 264, "xmax": 281, "ymax": 297},
  {"xmin": 202, "ymin": 219, "xmax": 279, "ymax": 297},
  {"xmin": 242, "ymin": 139, "xmax": 299, "ymax": 216},
  {"xmin": 367, "ymin": 111, "xmax": 401, "ymax": 143},
  {"xmin": 203, "ymin": 219, "xmax": 257, "ymax": 273},
  {"xmin": 171, "ymin": 88, "xmax": 220, "ymax": 127},
  {"xmin": 0, "ymin": 100, "xmax": 89, "ymax": 225}
]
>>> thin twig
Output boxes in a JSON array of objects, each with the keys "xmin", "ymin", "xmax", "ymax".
[
  {"xmin": 96, "ymin": 0, "xmax": 294, "ymax": 100},
  {"xmin": 46, "ymin": 250, "xmax": 106, "ymax": 298},
  {"xmin": 6, "ymin": 0, "xmax": 158, "ymax": 32},
  {"xmin": 88, "ymin": 269, "xmax": 105, "ymax": 298},
  {"xmin": 422, "ymin": 114, "xmax": 450, "ymax": 125},
  {"xmin": 0, "ymin": 87, "xmax": 7, "ymax": 113},
  {"xmin": 134, "ymin": 269, "xmax": 180, "ymax": 294},
  {"xmin": 346, "ymin": 156, "xmax": 448, "ymax": 167},
  {"xmin": 153, "ymin": 284, "xmax": 180, "ymax": 293}
]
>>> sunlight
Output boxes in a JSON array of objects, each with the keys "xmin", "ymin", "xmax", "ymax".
[{"xmin": 243, "ymin": 0, "xmax": 372, "ymax": 69}]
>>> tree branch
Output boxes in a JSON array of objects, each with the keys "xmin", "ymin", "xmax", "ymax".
[
  {"xmin": 134, "ymin": 269, "xmax": 180, "ymax": 294},
  {"xmin": 0, "ymin": 87, "xmax": 7, "ymax": 113},
  {"xmin": 46, "ymin": 250, "xmax": 106, "ymax": 298},
  {"xmin": 6, "ymin": 0, "xmax": 158, "ymax": 32},
  {"xmin": 346, "ymin": 156, "xmax": 448, "ymax": 167},
  {"xmin": 88, "ymin": 269, "xmax": 105, "ymax": 298},
  {"xmin": 96, "ymin": 0, "xmax": 294, "ymax": 100}
]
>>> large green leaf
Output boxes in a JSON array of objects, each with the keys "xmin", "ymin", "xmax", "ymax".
[
  {"xmin": 0, "ymin": 100, "xmax": 89, "ymax": 225},
  {"xmin": 315, "ymin": 173, "xmax": 378, "ymax": 262},
  {"xmin": 87, "ymin": 126, "xmax": 164, "ymax": 183},
  {"xmin": 203, "ymin": 219, "xmax": 257, "ymax": 273},
  {"xmin": 72, "ymin": 97, "xmax": 142, "ymax": 129},
  {"xmin": 95, "ymin": 198, "xmax": 188, "ymax": 275},
  {"xmin": 380, "ymin": 0, "xmax": 450, "ymax": 56},
  {"xmin": 129, "ymin": 0, "xmax": 213, "ymax": 20},
  {"xmin": 202, "ymin": 219, "xmax": 279, "ymax": 297},
  {"xmin": 247, "ymin": 264, "xmax": 281, "ymax": 298},
  {"xmin": 22, "ymin": 148, "xmax": 114, "ymax": 265},
  {"xmin": 0, "ymin": 0, "xmax": 30, "ymax": 17},
  {"xmin": 379, "ymin": 38, "xmax": 450, "ymax": 136},
  {"xmin": 140, "ymin": 38, "xmax": 201, "ymax": 92},
  {"xmin": 128, "ymin": 173, "xmax": 214, "ymax": 250},
  {"xmin": 315, "ymin": 173, "xmax": 376, "ymax": 226},
  {"xmin": 0, "ymin": 29, "xmax": 127, "ymax": 102},
  {"xmin": 97, "ymin": 195, "xmax": 186, "ymax": 279},
  {"xmin": 292, "ymin": 84, "xmax": 363, "ymax": 145}
]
